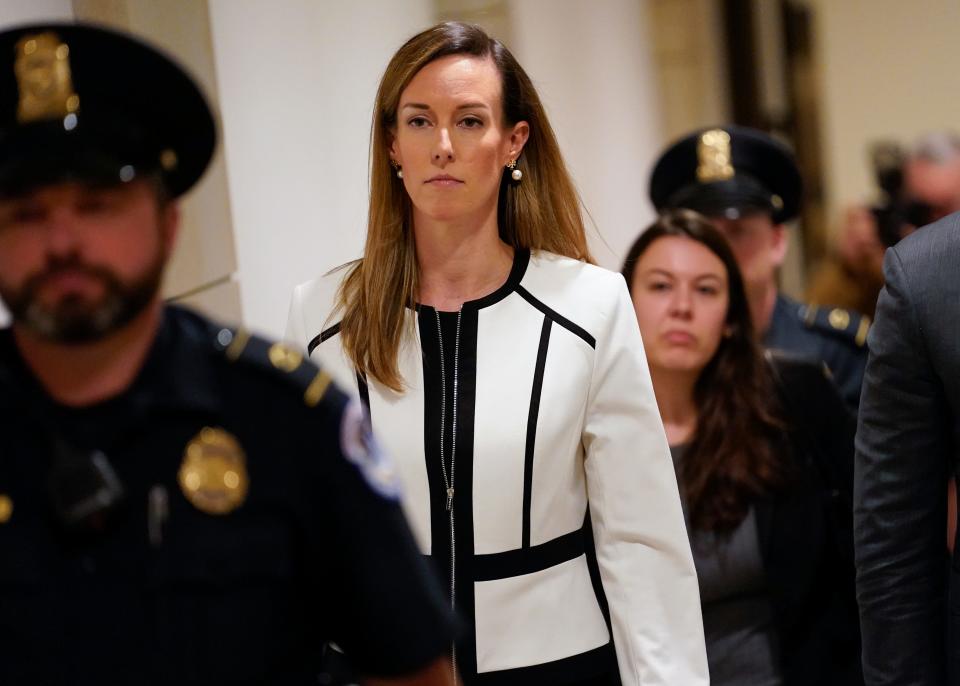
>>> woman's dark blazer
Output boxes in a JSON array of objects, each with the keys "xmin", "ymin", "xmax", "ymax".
[{"xmin": 759, "ymin": 353, "xmax": 864, "ymax": 686}]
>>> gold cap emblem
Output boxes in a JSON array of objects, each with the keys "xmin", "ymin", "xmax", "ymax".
[
  {"xmin": 179, "ymin": 427, "xmax": 249, "ymax": 515},
  {"xmin": 15, "ymin": 32, "xmax": 80, "ymax": 124},
  {"xmin": 697, "ymin": 129, "xmax": 734, "ymax": 183}
]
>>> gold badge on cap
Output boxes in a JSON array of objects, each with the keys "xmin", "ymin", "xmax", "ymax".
[
  {"xmin": 697, "ymin": 129, "xmax": 735, "ymax": 183},
  {"xmin": 178, "ymin": 427, "xmax": 249, "ymax": 515},
  {"xmin": 14, "ymin": 32, "xmax": 80, "ymax": 124}
]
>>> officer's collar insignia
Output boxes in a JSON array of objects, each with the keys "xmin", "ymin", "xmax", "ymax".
[
  {"xmin": 0, "ymin": 494, "xmax": 13, "ymax": 524},
  {"xmin": 223, "ymin": 328, "xmax": 251, "ymax": 361},
  {"xmin": 268, "ymin": 343, "xmax": 303, "ymax": 373},
  {"xmin": 697, "ymin": 129, "xmax": 735, "ymax": 183},
  {"xmin": 304, "ymin": 369, "xmax": 333, "ymax": 408},
  {"xmin": 855, "ymin": 315, "xmax": 870, "ymax": 348},
  {"xmin": 179, "ymin": 427, "xmax": 249, "ymax": 515},
  {"xmin": 15, "ymin": 32, "xmax": 80, "ymax": 124}
]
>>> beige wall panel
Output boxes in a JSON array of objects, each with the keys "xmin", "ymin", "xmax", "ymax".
[
  {"xmin": 70, "ymin": 0, "xmax": 127, "ymax": 23},
  {"xmin": 650, "ymin": 0, "xmax": 730, "ymax": 143},
  {"xmin": 2, "ymin": 0, "xmax": 74, "ymax": 24},
  {"xmin": 437, "ymin": 0, "xmax": 513, "ymax": 46},
  {"xmin": 812, "ymin": 0, "xmax": 960, "ymax": 225},
  {"xmin": 72, "ymin": 0, "xmax": 239, "ymax": 313}
]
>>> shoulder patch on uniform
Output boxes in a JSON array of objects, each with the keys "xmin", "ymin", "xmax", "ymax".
[
  {"xmin": 798, "ymin": 305, "xmax": 870, "ymax": 348},
  {"xmin": 213, "ymin": 327, "xmax": 335, "ymax": 407},
  {"xmin": 340, "ymin": 399, "xmax": 401, "ymax": 500}
]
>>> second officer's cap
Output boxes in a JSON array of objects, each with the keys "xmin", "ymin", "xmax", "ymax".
[
  {"xmin": 649, "ymin": 125, "xmax": 802, "ymax": 224},
  {"xmin": 0, "ymin": 22, "xmax": 215, "ymax": 198}
]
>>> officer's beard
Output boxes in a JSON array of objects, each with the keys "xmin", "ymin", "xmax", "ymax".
[{"xmin": 0, "ymin": 251, "xmax": 165, "ymax": 345}]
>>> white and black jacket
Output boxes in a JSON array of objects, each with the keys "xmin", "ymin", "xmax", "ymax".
[{"xmin": 286, "ymin": 249, "xmax": 708, "ymax": 685}]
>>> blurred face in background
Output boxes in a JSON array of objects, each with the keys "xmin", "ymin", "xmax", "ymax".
[
  {"xmin": 905, "ymin": 157, "xmax": 960, "ymax": 223},
  {"xmin": 708, "ymin": 211, "xmax": 786, "ymax": 305},
  {"xmin": 389, "ymin": 54, "xmax": 528, "ymax": 228},
  {"xmin": 0, "ymin": 179, "xmax": 177, "ymax": 343},
  {"xmin": 631, "ymin": 235, "xmax": 730, "ymax": 377}
]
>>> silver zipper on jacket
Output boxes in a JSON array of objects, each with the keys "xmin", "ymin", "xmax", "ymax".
[{"xmin": 434, "ymin": 306, "xmax": 462, "ymax": 686}]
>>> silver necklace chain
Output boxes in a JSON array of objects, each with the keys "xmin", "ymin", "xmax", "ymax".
[{"xmin": 434, "ymin": 306, "xmax": 462, "ymax": 511}]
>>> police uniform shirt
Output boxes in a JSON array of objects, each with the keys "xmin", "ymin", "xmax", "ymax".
[
  {"xmin": 765, "ymin": 294, "xmax": 869, "ymax": 412},
  {"xmin": 0, "ymin": 305, "xmax": 454, "ymax": 685}
]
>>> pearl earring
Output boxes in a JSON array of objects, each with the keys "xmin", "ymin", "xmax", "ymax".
[
  {"xmin": 391, "ymin": 160, "xmax": 403, "ymax": 179},
  {"xmin": 507, "ymin": 159, "xmax": 522, "ymax": 182}
]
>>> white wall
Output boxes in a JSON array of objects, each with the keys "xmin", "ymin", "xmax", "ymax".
[
  {"xmin": 508, "ymin": 0, "xmax": 663, "ymax": 269},
  {"xmin": 208, "ymin": 0, "xmax": 434, "ymax": 340},
  {"xmin": 813, "ymin": 0, "xmax": 960, "ymax": 219}
]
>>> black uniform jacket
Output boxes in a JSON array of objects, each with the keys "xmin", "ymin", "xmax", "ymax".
[
  {"xmin": 0, "ymin": 306, "xmax": 453, "ymax": 686},
  {"xmin": 762, "ymin": 354, "xmax": 863, "ymax": 685}
]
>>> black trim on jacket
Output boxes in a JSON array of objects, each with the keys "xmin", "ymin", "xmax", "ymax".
[
  {"xmin": 522, "ymin": 317, "xmax": 552, "ymax": 548},
  {"xmin": 314, "ymin": 249, "xmax": 621, "ymax": 684}
]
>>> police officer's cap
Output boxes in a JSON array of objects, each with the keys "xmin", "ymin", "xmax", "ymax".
[
  {"xmin": 649, "ymin": 125, "xmax": 802, "ymax": 224},
  {"xmin": 0, "ymin": 22, "xmax": 215, "ymax": 198}
]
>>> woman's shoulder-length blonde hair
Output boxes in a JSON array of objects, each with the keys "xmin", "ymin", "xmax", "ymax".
[{"xmin": 338, "ymin": 20, "xmax": 593, "ymax": 392}]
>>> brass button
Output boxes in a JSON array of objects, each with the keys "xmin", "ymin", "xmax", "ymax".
[
  {"xmin": 268, "ymin": 343, "xmax": 302, "ymax": 373},
  {"xmin": 828, "ymin": 308, "xmax": 850, "ymax": 331}
]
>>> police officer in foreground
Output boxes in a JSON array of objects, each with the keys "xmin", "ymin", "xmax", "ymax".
[
  {"xmin": 0, "ymin": 22, "xmax": 455, "ymax": 686},
  {"xmin": 649, "ymin": 125, "xmax": 868, "ymax": 411}
]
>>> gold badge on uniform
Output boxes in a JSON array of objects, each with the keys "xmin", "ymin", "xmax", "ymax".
[
  {"xmin": 0, "ymin": 494, "xmax": 13, "ymax": 524},
  {"xmin": 15, "ymin": 32, "xmax": 80, "ymax": 124},
  {"xmin": 178, "ymin": 427, "xmax": 249, "ymax": 515}
]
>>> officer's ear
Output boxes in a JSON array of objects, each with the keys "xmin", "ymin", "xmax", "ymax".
[
  {"xmin": 157, "ymin": 197, "xmax": 181, "ymax": 260},
  {"xmin": 770, "ymin": 223, "xmax": 788, "ymax": 268}
]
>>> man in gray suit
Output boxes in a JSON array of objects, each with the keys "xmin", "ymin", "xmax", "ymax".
[{"xmin": 855, "ymin": 211, "xmax": 960, "ymax": 684}]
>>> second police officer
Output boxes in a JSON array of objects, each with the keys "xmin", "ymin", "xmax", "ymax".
[{"xmin": 649, "ymin": 126, "xmax": 868, "ymax": 412}]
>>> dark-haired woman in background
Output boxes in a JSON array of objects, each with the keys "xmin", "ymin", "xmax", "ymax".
[
  {"xmin": 623, "ymin": 209, "xmax": 863, "ymax": 685},
  {"xmin": 288, "ymin": 22, "xmax": 707, "ymax": 686}
]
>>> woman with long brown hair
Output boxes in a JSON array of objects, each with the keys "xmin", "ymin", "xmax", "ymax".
[
  {"xmin": 287, "ymin": 21, "xmax": 707, "ymax": 686},
  {"xmin": 623, "ymin": 209, "xmax": 862, "ymax": 685}
]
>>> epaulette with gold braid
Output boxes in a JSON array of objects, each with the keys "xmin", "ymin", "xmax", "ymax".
[
  {"xmin": 799, "ymin": 305, "xmax": 870, "ymax": 349},
  {"xmin": 212, "ymin": 326, "xmax": 334, "ymax": 408}
]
